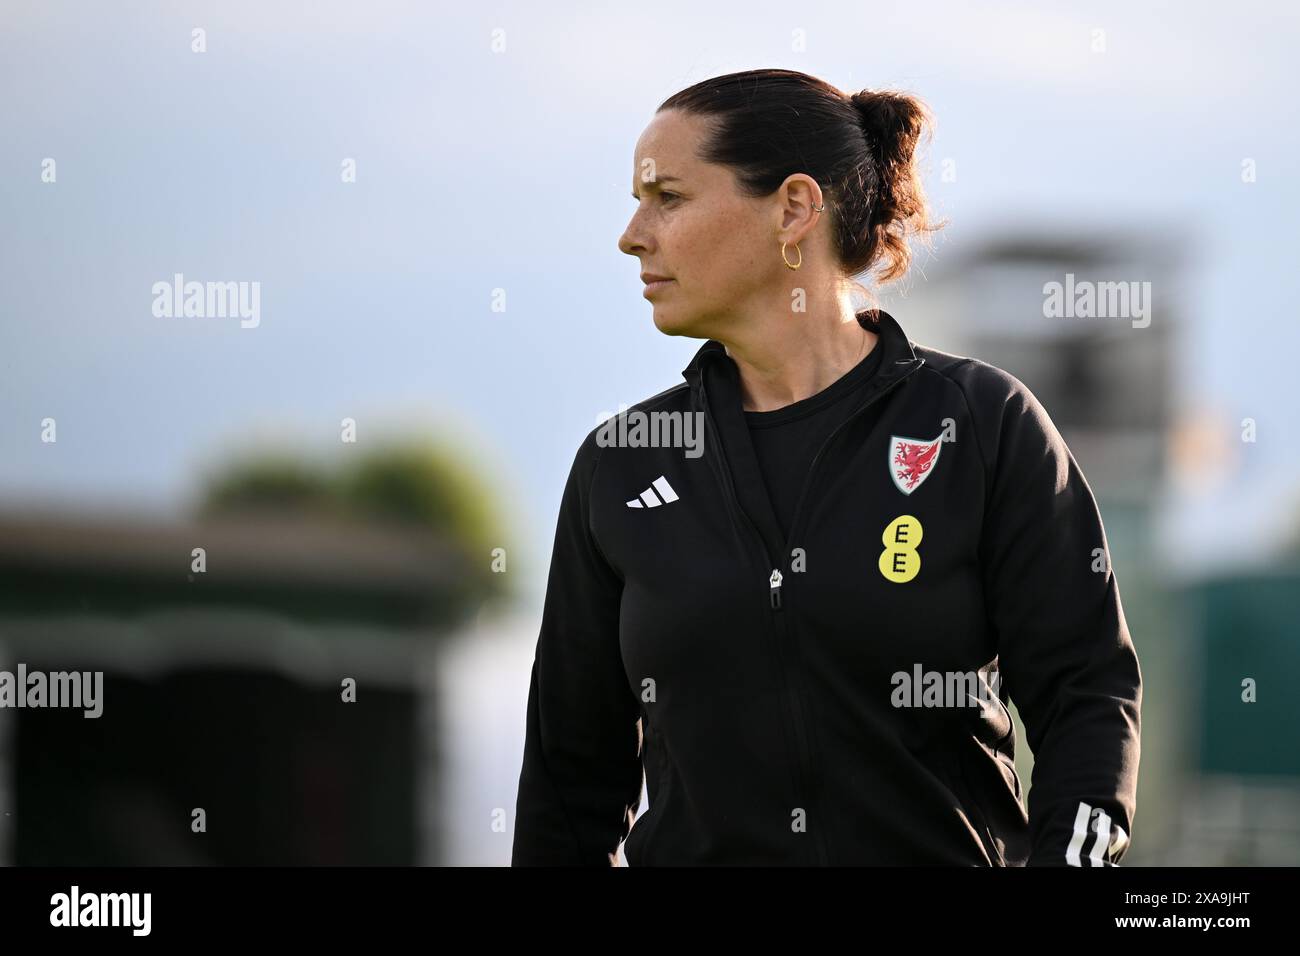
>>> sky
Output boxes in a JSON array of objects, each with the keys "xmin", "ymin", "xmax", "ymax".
[{"xmin": 2, "ymin": 0, "xmax": 1299, "ymax": 600}]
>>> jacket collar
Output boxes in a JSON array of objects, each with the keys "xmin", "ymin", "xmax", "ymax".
[
  {"xmin": 680, "ymin": 308, "xmax": 923, "ymax": 390},
  {"xmin": 679, "ymin": 308, "xmax": 925, "ymax": 561}
]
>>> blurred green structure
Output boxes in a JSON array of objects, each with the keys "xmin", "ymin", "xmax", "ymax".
[
  {"xmin": 1159, "ymin": 568, "xmax": 1300, "ymax": 865},
  {"xmin": 0, "ymin": 440, "xmax": 502, "ymax": 865}
]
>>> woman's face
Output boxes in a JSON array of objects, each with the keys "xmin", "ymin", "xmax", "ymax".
[{"xmin": 618, "ymin": 109, "xmax": 792, "ymax": 341}]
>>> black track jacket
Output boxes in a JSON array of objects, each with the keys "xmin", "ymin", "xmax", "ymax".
[{"xmin": 512, "ymin": 309, "xmax": 1142, "ymax": 866}]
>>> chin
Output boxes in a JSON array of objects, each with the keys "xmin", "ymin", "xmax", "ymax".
[{"xmin": 650, "ymin": 306, "xmax": 696, "ymax": 337}]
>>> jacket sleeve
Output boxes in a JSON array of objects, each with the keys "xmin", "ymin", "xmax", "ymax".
[
  {"xmin": 970, "ymin": 364, "xmax": 1142, "ymax": 867},
  {"xmin": 511, "ymin": 429, "xmax": 645, "ymax": 865}
]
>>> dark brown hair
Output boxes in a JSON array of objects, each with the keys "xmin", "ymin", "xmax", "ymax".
[{"xmin": 658, "ymin": 68, "xmax": 944, "ymax": 289}]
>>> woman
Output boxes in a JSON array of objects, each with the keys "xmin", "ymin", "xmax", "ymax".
[{"xmin": 511, "ymin": 69, "xmax": 1141, "ymax": 866}]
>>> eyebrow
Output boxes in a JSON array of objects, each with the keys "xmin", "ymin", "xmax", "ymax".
[{"xmin": 631, "ymin": 175, "xmax": 683, "ymax": 198}]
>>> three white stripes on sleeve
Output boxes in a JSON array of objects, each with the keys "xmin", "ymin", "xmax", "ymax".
[{"xmin": 1065, "ymin": 800, "xmax": 1129, "ymax": 866}]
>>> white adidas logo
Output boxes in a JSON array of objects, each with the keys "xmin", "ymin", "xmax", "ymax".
[{"xmin": 626, "ymin": 475, "xmax": 680, "ymax": 509}]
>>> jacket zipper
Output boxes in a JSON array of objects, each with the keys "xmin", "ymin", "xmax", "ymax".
[
  {"xmin": 697, "ymin": 353, "xmax": 925, "ymax": 866},
  {"xmin": 774, "ymin": 361, "xmax": 925, "ymax": 864},
  {"xmin": 698, "ymin": 371, "xmax": 825, "ymax": 864}
]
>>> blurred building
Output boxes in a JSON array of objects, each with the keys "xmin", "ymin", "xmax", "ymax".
[{"xmin": 0, "ymin": 507, "xmax": 485, "ymax": 865}]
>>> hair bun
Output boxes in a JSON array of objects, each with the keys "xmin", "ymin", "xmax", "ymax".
[
  {"xmin": 841, "ymin": 87, "xmax": 943, "ymax": 283},
  {"xmin": 850, "ymin": 91, "xmax": 914, "ymax": 162}
]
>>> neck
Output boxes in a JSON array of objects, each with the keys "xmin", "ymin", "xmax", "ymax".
[{"xmin": 721, "ymin": 293, "xmax": 878, "ymax": 412}]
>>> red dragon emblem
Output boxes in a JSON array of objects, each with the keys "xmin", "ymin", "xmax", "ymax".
[{"xmin": 889, "ymin": 434, "xmax": 943, "ymax": 495}]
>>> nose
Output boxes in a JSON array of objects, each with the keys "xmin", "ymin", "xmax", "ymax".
[{"xmin": 618, "ymin": 209, "xmax": 649, "ymax": 257}]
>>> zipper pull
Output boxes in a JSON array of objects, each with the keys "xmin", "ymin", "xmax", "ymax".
[{"xmin": 769, "ymin": 569, "xmax": 783, "ymax": 610}]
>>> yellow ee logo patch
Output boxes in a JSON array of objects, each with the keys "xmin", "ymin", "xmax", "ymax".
[{"xmin": 879, "ymin": 514, "xmax": 923, "ymax": 583}]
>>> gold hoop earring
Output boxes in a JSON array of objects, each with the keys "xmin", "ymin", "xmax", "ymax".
[{"xmin": 781, "ymin": 241, "xmax": 802, "ymax": 270}]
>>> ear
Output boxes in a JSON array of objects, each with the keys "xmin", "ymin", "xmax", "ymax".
[{"xmin": 776, "ymin": 174, "xmax": 824, "ymax": 242}]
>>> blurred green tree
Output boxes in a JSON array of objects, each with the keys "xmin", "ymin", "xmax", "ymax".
[{"xmin": 197, "ymin": 439, "xmax": 507, "ymax": 603}]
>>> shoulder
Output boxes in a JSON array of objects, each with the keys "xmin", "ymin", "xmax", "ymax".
[
  {"xmin": 572, "ymin": 380, "xmax": 693, "ymax": 469},
  {"xmin": 913, "ymin": 344, "xmax": 1033, "ymax": 406},
  {"xmin": 911, "ymin": 342, "xmax": 1056, "ymax": 431}
]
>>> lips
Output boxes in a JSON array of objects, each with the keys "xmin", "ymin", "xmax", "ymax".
[{"xmin": 642, "ymin": 278, "xmax": 674, "ymax": 297}]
